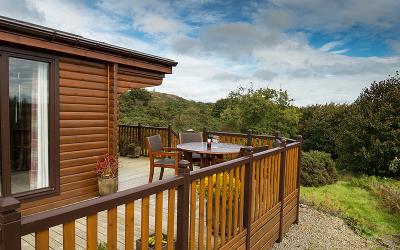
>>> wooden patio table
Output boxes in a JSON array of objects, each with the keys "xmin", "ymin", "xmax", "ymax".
[{"xmin": 177, "ymin": 142, "xmax": 242, "ymax": 168}]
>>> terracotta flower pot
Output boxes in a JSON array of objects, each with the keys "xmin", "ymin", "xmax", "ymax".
[{"xmin": 98, "ymin": 176, "xmax": 118, "ymax": 196}]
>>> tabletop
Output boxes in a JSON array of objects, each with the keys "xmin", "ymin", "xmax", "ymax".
[{"xmin": 176, "ymin": 142, "xmax": 243, "ymax": 155}]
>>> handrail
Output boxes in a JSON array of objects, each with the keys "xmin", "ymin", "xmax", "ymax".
[
  {"xmin": 20, "ymin": 176, "xmax": 184, "ymax": 235},
  {"xmin": 0, "ymin": 136, "xmax": 302, "ymax": 249},
  {"xmin": 189, "ymin": 156, "xmax": 250, "ymax": 181}
]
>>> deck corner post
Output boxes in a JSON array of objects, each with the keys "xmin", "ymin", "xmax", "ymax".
[
  {"xmin": 273, "ymin": 131, "xmax": 282, "ymax": 147},
  {"xmin": 295, "ymin": 135, "xmax": 302, "ymax": 224},
  {"xmin": 243, "ymin": 147, "xmax": 254, "ymax": 250},
  {"xmin": 247, "ymin": 129, "xmax": 253, "ymax": 146},
  {"xmin": 176, "ymin": 160, "xmax": 190, "ymax": 249},
  {"xmin": 0, "ymin": 197, "xmax": 21, "ymax": 250},
  {"xmin": 167, "ymin": 124, "xmax": 172, "ymax": 147},
  {"xmin": 278, "ymin": 139, "xmax": 287, "ymax": 242}
]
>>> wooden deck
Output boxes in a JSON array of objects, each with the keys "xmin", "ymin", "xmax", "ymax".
[{"xmin": 21, "ymin": 157, "xmax": 182, "ymax": 250}]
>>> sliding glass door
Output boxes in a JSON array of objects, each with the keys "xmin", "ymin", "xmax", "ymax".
[
  {"xmin": 0, "ymin": 46, "xmax": 58, "ymax": 200},
  {"xmin": 9, "ymin": 57, "xmax": 50, "ymax": 194}
]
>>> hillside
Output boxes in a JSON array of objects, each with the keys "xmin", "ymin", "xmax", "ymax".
[{"xmin": 119, "ymin": 90, "xmax": 221, "ymax": 132}]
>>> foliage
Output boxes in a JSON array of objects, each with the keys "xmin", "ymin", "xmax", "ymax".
[
  {"xmin": 119, "ymin": 89, "xmax": 220, "ymax": 132},
  {"xmin": 335, "ymin": 71, "xmax": 400, "ymax": 177},
  {"xmin": 350, "ymin": 176, "xmax": 400, "ymax": 215},
  {"xmin": 301, "ymin": 151, "xmax": 338, "ymax": 187},
  {"xmin": 147, "ymin": 233, "xmax": 168, "ymax": 247},
  {"xmin": 119, "ymin": 134, "xmax": 130, "ymax": 147},
  {"xmin": 298, "ymin": 103, "xmax": 347, "ymax": 158},
  {"xmin": 97, "ymin": 242, "xmax": 107, "ymax": 250},
  {"xmin": 301, "ymin": 177, "xmax": 400, "ymax": 243},
  {"xmin": 217, "ymin": 87, "xmax": 301, "ymax": 137},
  {"xmin": 389, "ymin": 157, "xmax": 400, "ymax": 175},
  {"xmin": 197, "ymin": 173, "xmax": 241, "ymax": 201},
  {"xmin": 95, "ymin": 153, "xmax": 118, "ymax": 178}
]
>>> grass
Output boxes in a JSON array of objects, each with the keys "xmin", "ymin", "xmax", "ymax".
[{"xmin": 301, "ymin": 179, "xmax": 400, "ymax": 243}]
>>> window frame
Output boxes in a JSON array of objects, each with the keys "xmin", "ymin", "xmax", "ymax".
[{"xmin": 0, "ymin": 45, "xmax": 59, "ymax": 202}]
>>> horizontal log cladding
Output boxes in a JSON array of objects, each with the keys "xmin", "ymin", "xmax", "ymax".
[{"xmin": 21, "ymin": 53, "xmax": 169, "ymax": 215}]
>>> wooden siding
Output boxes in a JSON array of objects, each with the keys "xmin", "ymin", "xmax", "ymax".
[{"xmin": 20, "ymin": 55, "xmax": 165, "ymax": 215}]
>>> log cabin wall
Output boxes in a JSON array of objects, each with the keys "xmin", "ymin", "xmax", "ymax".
[
  {"xmin": 0, "ymin": 17, "xmax": 176, "ymax": 215},
  {"xmin": 19, "ymin": 55, "xmax": 167, "ymax": 215}
]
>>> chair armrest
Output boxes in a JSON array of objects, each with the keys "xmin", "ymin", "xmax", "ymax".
[
  {"xmin": 163, "ymin": 147, "xmax": 177, "ymax": 151},
  {"xmin": 153, "ymin": 151, "xmax": 180, "ymax": 159}
]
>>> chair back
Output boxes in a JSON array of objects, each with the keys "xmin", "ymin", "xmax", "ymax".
[
  {"xmin": 146, "ymin": 135, "xmax": 163, "ymax": 153},
  {"xmin": 179, "ymin": 132, "xmax": 203, "ymax": 144},
  {"xmin": 238, "ymin": 145, "xmax": 269, "ymax": 157}
]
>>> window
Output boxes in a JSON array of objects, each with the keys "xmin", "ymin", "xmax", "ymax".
[{"xmin": 0, "ymin": 46, "xmax": 59, "ymax": 201}]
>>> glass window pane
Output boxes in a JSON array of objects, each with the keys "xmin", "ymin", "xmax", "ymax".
[{"xmin": 9, "ymin": 57, "xmax": 49, "ymax": 194}]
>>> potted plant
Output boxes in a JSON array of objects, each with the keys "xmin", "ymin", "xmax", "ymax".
[
  {"xmin": 119, "ymin": 134, "xmax": 130, "ymax": 156},
  {"xmin": 95, "ymin": 153, "xmax": 118, "ymax": 196},
  {"xmin": 127, "ymin": 142, "xmax": 141, "ymax": 158},
  {"xmin": 136, "ymin": 233, "xmax": 175, "ymax": 250}
]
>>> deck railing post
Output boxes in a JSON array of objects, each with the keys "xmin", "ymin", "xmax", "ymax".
[
  {"xmin": 176, "ymin": 160, "xmax": 190, "ymax": 249},
  {"xmin": 168, "ymin": 124, "xmax": 172, "ymax": 147},
  {"xmin": 273, "ymin": 130, "xmax": 281, "ymax": 147},
  {"xmin": 278, "ymin": 139, "xmax": 287, "ymax": 242},
  {"xmin": 295, "ymin": 135, "xmax": 302, "ymax": 224},
  {"xmin": 242, "ymin": 147, "xmax": 254, "ymax": 250},
  {"xmin": 0, "ymin": 197, "xmax": 21, "ymax": 250},
  {"xmin": 202, "ymin": 127, "xmax": 207, "ymax": 142},
  {"xmin": 246, "ymin": 129, "xmax": 253, "ymax": 146},
  {"xmin": 137, "ymin": 123, "xmax": 142, "ymax": 155}
]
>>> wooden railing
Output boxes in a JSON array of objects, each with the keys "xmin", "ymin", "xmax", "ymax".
[
  {"xmin": 0, "ymin": 137, "xmax": 301, "ymax": 250},
  {"xmin": 119, "ymin": 124, "xmax": 289, "ymax": 157},
  {"xmin": 119, "ymin": 124, "xmax": 179, "ymax": 156}
]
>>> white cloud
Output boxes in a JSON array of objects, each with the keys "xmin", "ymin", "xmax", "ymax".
[
  {"xmin": 319, "ymin": 41, "xmax": 343, "ymax": 52},
  {"xmin": 1, "ymin": 0, "xmax": 399, "ymax": 107}
]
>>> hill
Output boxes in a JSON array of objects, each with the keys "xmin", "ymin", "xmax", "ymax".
[{"xmin": 119, "ymin": 89, "xmax": 221, "ymax": 132}]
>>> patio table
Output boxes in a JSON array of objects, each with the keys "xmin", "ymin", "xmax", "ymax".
[{"xmin": 177, "ymin": 142, "xmax": 243, "ymax": 168}]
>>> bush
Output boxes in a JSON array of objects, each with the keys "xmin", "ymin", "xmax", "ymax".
[{"xmin": 301, "ymin": 150, "xmax": 338, "ymax": 187}]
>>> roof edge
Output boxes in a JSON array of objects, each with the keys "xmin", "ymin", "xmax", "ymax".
[{"xmin": 0, "ymin": 16, "xmax": 178, "ymax": 67}]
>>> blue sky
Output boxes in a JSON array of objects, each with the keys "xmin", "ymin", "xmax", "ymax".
[{"xmin": 1, "ymin": 0, "xmax": 399, "ymax": 106}]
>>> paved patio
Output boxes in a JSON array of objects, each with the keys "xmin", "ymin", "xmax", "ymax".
[{"xmin": 21, "ymin": 156, "xmax": 186, "ymax": 250}]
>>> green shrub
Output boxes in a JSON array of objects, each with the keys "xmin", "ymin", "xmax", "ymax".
[
  {"xmin": 97, "ymin": 242, "xmax": 107, "ymax": 250},
  {"xmin": 389, "ymin": 157, "xmax": 400, "ymax": 175},
  {"xmin": 301, "ymin": 150, "xmax": 338, "ymax": 187}
]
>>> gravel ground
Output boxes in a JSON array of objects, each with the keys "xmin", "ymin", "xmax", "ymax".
[{"xmin": 272, "ymin": 205, "xmax": 378, "ymax": 250}]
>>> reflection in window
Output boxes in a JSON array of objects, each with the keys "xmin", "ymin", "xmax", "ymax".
[{"xmin": 9, "ymin": 57, "xmax": 49, "ymax": 194}]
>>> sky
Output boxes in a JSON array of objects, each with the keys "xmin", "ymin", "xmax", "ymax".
[{"xmin": 1, "ymin": 0, "xmax": 399, "ymax": 106}]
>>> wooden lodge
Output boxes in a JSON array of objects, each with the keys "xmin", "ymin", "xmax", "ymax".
[
  {"xmin": 0, "ymin": 16, "xmax": 177, "ymax": 216},
  {"xmin": 0, "ymin": 16, "xmax": 302, "ymax": 250}
]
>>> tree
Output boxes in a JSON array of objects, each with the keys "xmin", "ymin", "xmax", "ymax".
[
  {"xmin": 298, "ymin": 103, "xmax": 348, "ymax": 158},
  {"xmin": 219, "ymin": 87, "xmax": 301, "ymax": 137},
  {"xmin": 336, "ymin": 71, "xmax": 400, "ymax": 177}
]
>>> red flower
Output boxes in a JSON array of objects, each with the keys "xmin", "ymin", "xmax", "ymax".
[{"xmin": 95, "ymin": 153, "xmax": 118, "ymax": 178}]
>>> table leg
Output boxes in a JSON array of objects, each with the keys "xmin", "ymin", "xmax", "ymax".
[{"xmin": 188, "ymin": 152, "xmax": 193, "ymax": 171}]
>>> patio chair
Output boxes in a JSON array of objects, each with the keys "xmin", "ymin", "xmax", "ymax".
[
  {"xmin": 146, "ymin": 135, "xmax": 180, "ymax": 183},
  {"xmin": 179, "ymin": 132, "xmax": 203, "ymax": 170}
]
